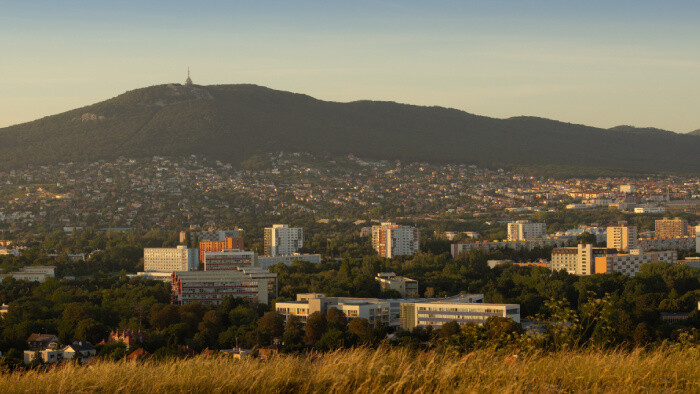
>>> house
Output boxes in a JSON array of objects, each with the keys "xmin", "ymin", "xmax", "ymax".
[
  {"xmin": 62, "ymin": 341, "xmax": 97, "ymax": 363},
  {"xmin": 219, "ymin": 348, "xmax": 251, "ymax": 359},
  {"xmin": 26, "ymin": 333, "xmax": 59, "ymax": 350},
  {"xmin": 104, "ymin": 329, "xmax": 145, "ymax": 348}
]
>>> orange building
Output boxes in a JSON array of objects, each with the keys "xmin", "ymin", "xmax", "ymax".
[{"xmin": 199, "ymin": 237, "xmax": 244, "ymax": 263}]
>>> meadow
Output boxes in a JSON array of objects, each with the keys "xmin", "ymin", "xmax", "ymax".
[{"xmin": 1, "ymin": 346, "xmax": 698, "ymax": 393}]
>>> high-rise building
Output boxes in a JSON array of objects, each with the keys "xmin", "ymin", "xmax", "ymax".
[
  {"xmin": 198, "ymin": 237, "xmax": 245, "ymax": 263},
  {"xmin": 171, "ymin": 270, "xmax": 268, "ymax": 305},
  {"xmin": 655, "ymin": 218, "xmax": 689, "ymax": 239},
  {"xmin": 550, "ymin": 244, "xmax": 617, "ymax": 276},
  {"xmin": 144, "ymin": 246, "xmax": 198, "ymax": 272},
  {"xmin": 607, "ymin": 222, "xmax": 638, "ymax": 252},
  {"xmin": 263, "ymin": 224, "xmax": 303, "ymax": 256},
  {"xmin": 507, "ymin": 220, "xmax": 546, "ymax": 241},
  {"xmin": 371, "ymin": 222, "xmax": 420, "ymax": 258}
]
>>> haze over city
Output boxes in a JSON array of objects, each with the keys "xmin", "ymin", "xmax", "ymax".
[{"xmin": 2, "ymin": 1, "xmax": 700, "ymax": 132}]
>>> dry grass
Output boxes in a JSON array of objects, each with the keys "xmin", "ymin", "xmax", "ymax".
[{"xmin": 1, "ymin": 346, "xmax": 698, "ymax": 393}]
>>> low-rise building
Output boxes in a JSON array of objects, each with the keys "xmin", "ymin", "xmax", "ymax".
[
  {"xmin": 61, "ymin": 341, "xmax": 97, "ymax": 363},
  {"xmin": 204, "ymin": 249, "xmax": 257, "ymax": 270},
  {"xmin": 0, "ymin": 266, "xmax": 56, "ymax": 283},
  {"xmin": 451, "ymin": 238, "xmax": 570, "ymax": 258},
  {"xmin": 375, "ymin": 272, "xmax": 419, "ymax": 297},
  {"xmin": 400, "ymin": 299, "xmax": 520, "ymax": 330},
  {"xmin": 171, "ymin": 270, "xmax": 269, "ymax": 306}
]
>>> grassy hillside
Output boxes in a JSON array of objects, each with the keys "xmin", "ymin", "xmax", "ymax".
[
  {"xmin": 1, "ymin": 347, "xmax": 698, "ymax": 392},
  {"xmin": 1, "ymin": 83, "xmax": 699, "ymax": 174}
]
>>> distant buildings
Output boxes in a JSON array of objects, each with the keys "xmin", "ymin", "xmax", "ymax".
[
  {"xmin": 0, "ymin": 266, "xmax": 56, "ymax": 282},
  {"xmin": 275, "ymin": 293, "xmax": 507, "ymax": 330},
  {"xmin": 143, "ymin": 246, "xmax": 198, "ymax": 272},
  {"xmin": 507, "ymin": 220, "xmax": 546, "ymax": 241},
  {"xmin": 638, "ymin": 236, "xmax": 697, "ymax": 252},
  {"xmin": 371, "ymin": 222, "xmax": 420, "ymax": 258},
  {"xmin": 594, "ymin": 250, "xmax": 677, "ymax": 277},
  {"xmin": 451, "ymin": 238, "xmax": 570, "ymax": 258},
  {"xmin": 655, "ymin": 218, "xmax": 689, "ymax": 238},
  {"xmin": 264, "ymin": 224, "xmax": 303, "ymax": 256},
  {"xmin": 550, "ymin": 244, "xmax": 617, "ymax": 276},
  {"xmin": 256, "ymin": 253, "xmax": 322, "ymax": 269},
  {"xmin": 607, "ymin": 222, "xmax": 638, "ymax": 252},
  {"xmin": 199, "ymin": 237, "xmax": 245, "ymax": 264},
  {"xmin": 375, "ymin": 272, "xmax": 419, "ymax": 297},
  {"xmin": 204, "ymin": 249, "xmax": 257, "ymax": 270},
  {"xmin": 400, "ymin": 298, "xmax": 519, "ymax": 330},
  {"xmin": 171, "ymin": 270, "xmax": 269, "ymax": 305}
]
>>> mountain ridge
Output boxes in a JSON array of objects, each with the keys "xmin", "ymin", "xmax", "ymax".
[{"xmin": 0, "ymin": 83, "xmax": 698, "ymax": 175}]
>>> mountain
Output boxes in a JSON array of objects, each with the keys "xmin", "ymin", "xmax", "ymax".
[
  {"xmin": 1, "ymin": 83, "xmax": 699, "ymax": 175},
  {"xmin": 689, "ymin": 129, "xmax": 700, "ymax": 136}
]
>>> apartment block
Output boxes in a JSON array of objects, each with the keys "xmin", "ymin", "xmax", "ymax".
[
  {"xmin": 171, "ymin": 270, "xmax": 269, "ymax": 306},
  {"xmin": 655, "ymin": 218, "xmax": 689, "ymax": 238},
  {"xmin": 638, "ymin": 236, "xmax": 697, "ymax": 252},
  {"xmin": 507, "ymin": 220, "xmax": 546, "ymax": 241},
  {"xmin": 144, "ymin": 246, "xmax": 198, "ymax": 272},
  {"xmin": 371, "ymin": 222, "xmax": 420, "ymax": 258},
  {"xmin": 376, "ymin": 272, "xmax": 419, "ymax": 297},
  {"xmin": 550, "ymin": 244, "xmax": 617, "ymax": 276},
  {"xmin": 607, "ymin": 222, "xmax": 638, "ymax": 252},
  {"xmin": 451, "ymin": 238, "xmax": 570, "ymax": 258},
  {"xmin": 198, "ymin": 237, "xmax": 245, "ymax": 263},
  {"xmin": 594, "ymin": 250, "xmax": 678, "ymax": 277},
  {"xmin": 197, "ymin": 229, "xmax": 244, "ymax": 242},
  {"xmin": 204, "ymin": 249, "xmax": 257, "ymax": 270},
  {"xmin": 264, "ymin": 224, "xmax": 304, "ymax": 256}
]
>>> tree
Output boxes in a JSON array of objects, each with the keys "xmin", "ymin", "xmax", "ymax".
[
  {"xmin": 348, "ymin": 318, "xmax": 373, "ymax": 344},
  {"xmin": 326, "ymin": 308, "xmax": 348, "ymax": 332},
  {"xmin": 258, "ymin": 311, "xmax": 285, "ymax": 338},
  {"xmin": 283, "ymin": 315, "xmax": 304, "ymax": 349},
  {"xmin": 74, "ymin": 318, "xmax": 107, "ymax": 344},
  {"xmin": 438, "ymin": 321, "xmax": 461, "ymax": 338},
  {"xmin": 304, "ymin": 312, "xmax": 327, "ymax": 344}
]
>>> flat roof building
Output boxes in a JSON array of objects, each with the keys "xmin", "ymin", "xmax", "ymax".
[
  {"xmin": 171, "ymin": 270, "xmax": 269, "ymax": 306},
  {"xmin": 372, "ymin": 222, "xmax": 419, "ymax": 258},
  {"xmin": 144, "ymin": 246, "xmax": 198, "ymax": 273},
  {"xmin": 376, "ymin": 272, "xmax": 419, "ymax": 297},
  {"xmin": 264, "ymin": 224, "xmax": 304, "ymax": 257}
]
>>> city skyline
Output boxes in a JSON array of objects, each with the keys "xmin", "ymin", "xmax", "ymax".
[{"xmin": 2, "ymin": 1, "xmax": 700, "ymax": 132}]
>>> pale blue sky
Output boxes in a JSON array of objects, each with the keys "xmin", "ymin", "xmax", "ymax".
[{"xmin": 1, "ymin": 1, "xmax": 699, "ymax": 132}]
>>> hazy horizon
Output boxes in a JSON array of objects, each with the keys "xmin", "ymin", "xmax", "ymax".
[{"xmin": 2, "ymin": 1, "xmax": 699, "ymax": 133}]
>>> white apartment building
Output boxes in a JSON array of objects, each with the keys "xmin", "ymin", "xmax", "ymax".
[
  {"xmin": 550, "ymin": 244, "xmax": 617, "ymax": 276},
  {"xmin": 264, "ymin": 224, "xmax": 304, "ymax": 256},
  {"xmin": 507, "ymin": 220, "xmax": 546, "ymax": 241},
  {"xmin": 594, "ymin": 250, "xmax": 677, "ymax": 277},
  {"xmin": 371, "ymin": 222, "xmax": 420, "ymax": 258},
  {"xmin": 401, "ymin": 300, "xmax": 520, "ymax": 330},
  {"xmin": 171, "ymin": 270, "xmax": 269, "ymax": 305},
  {"xmin": 607, "ymin": 223, "xmax": 638, "ymax": 252},
  {"xmin": 376, "ymin": 272, "xmax": 419, "ymax": 297},
  {"xmin": 144, "ymin": 246, "xmax": 198, "ymax": 272},
  {"xmin": 204, "ymin": 249, "xmax": 258, "ymax": 270}
]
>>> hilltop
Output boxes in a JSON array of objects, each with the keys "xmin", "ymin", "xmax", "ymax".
[{"xmin": 1, "ymin": 83, "xmax": 699, "ymax": 174}]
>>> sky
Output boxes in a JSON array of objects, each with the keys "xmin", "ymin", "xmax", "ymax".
[{"xmin": 1, "ymin": 1, "xmax": 699, "ymax": 132}]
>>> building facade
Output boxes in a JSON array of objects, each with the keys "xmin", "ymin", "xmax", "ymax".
[
  {"xmin": 198, "ymin": 237, "xmax": 245, "ymax": 264},
  {"xmin": 204, "ymin": 249, "xmax": 257, "ymax": 270},
  {"xmin": 607, "ymin": 223, "xmax": 638, "ymax": 252},
  {"xmin": 550, "ymin": 244, "xmax": 617, "ymax": 276},
  {"xmin": 638, "ymin": 236, "xmax": 697, "ymax": 252},
  {"xmin": 375, "ymin": 272, "xmax": 419, "ymax": 297},
  {"xmin": 594, "ymin": 250, "xmax": 678, "ymax": 277},
  {"xmin": 171, "ymin": 270, "xmax": 269, "ymax": 305},
  {"xmin": 400, "ymin": 300, "xmax": 520, "ymax": 330},
  {"xmin": 144, "ymin": 246, "xmax": 198, "ymax": 272},
  {"xmin": 371, "ymin": 222, "xmax": 420, "ymax": 258},
  {"xmin": 451, "ymin": 238, "xmax": 570, "ymax": 258},
  {"xmin": 655, "ymin": 218, "xmax": 689, "ymax": 239},
  {"xmin": 264, "ymin": 224, "xmax": 304, "ymax": 256},
  {"xmin": 256, "ymin": 254, "xmax": 322, "ymax": 269},
  {"xmin": 507, "ymin": 220, "xmax": 546, "ymax": 241}
]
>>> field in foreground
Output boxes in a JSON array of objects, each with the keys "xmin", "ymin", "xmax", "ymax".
[{"xmin": 1, "ymin": 347, "xmax": 699, "ymax": 393}]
